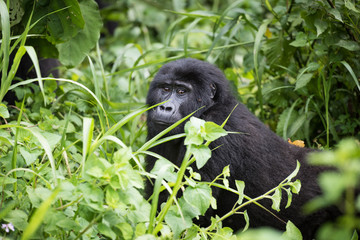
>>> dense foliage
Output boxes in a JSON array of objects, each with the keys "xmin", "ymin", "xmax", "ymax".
[{"xmin": 0, "ymin": 0, "xmax": 359, "ymax": 239}]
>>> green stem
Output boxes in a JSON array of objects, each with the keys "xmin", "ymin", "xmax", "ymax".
[
  {"xmin": 152, "ymin": 147, "xmax": 192, "ymax": 235},
  {"xmin": 208, "ymin": 182, "xmax": 287, "ymax": 227}
]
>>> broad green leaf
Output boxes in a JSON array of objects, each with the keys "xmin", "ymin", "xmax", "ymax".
[
  {"xmin": 295, "ymin": 73, "xmax": 313, "ymax": 90},
  {"xmin": 306, "ymin": 62, "xmax": 320, "ymax": 72},
  {"xmin": 287, "ymin": 114, "xmax": 307, "ymax": 137},
  {"xmin": 345, "ymin": 0, "xmax": 360, "ymax": 13},
  {"xmin": 86, "ymin": 166, "xmax": 104, "ymax": 178},
  {"xmin": 150, "ymin": 158, "xmax": 177, "ymax": 183},
  {"xmin": 27, "ymin": 127, "xmax": 58, "ymax": 183},
  {"xmin": 98, "ymin": 223, "xmax": 117, "ymax": 239},
  {"xmin": 164, "ymin": 206, "xmax": 192, "ymax": 238},
  {"xmin": 47, "ymin": 0, "xmax": 85, "ymax": 42},
  {"xmin": 290, "ymin": 32, "xmax": 307, "ymax": 47},
  {"xmin": 204, "ymin": 121, "xmax": 227, "ymax": 141},
  {"xmin": 55, "ymin": 216, "xmax": 81, "ymax": 232},
  {"xmin": 184, "ymin": 117, "xmax": 205, "ymax": 145},
  {"xmin": 282, "ymin": 221, "xmax": 303, "ymax": 240},
  {"xmin": 290, "ymin": 180, "xmax": 301, "ymax": 194},
  {"xmin": 116, "ymin": 222, "xmax": 134, "ymax": 240},
  {"xmin": 336, "ymin": 40, "xmax": 360, "ymax": 51},
  {"xmin": 57, "ymin": 0, "xmax": 102, "ymax": 66},
  {"xmin": 19, "ymin": 147, "xmax": 43, "ymax": 165},
  {"xmin": 235, "ymin": 180, "xmax": 245, "ymax": 204},
  {"xmin": 113, "ymin": 147, "xmax": 132, "ymax": 164},
  {"xmin": 191, "ymin": 144, "xmax": 212, "ymax": 169},
  {"xmin": 0, "ymin": 103, "xmax": 9, "ymax": 118},
  {"xmin": 271, "ymin": 188, "xmax": 282, "ymax": 211},
  {"xmin": 314, "ymin": 18, "xmax": 328, "ymax": 37},
  {"xmin": 329, "ymin": 8, "xmax": 343, "ymax": 22},
  {"xmin": 4, "ymin": 209, "xmax": 28, "ymax": 231},
  {"xmin": 183, "ymin": 184, "xmax": 212, "ymax": 215}
]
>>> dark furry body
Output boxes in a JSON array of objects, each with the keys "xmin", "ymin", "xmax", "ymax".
[{"xmin": 146, "ymin": 58, "xmax": 340, "ymax": 239}]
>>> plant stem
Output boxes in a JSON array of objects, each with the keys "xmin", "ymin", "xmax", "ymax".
[{"xmin": 152, "ymin": 147, "xmax": 192, "ymax": 235}]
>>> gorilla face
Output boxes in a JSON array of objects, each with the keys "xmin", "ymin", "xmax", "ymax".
[{"xmin": 146, "ymin": 59, "xmax": 220, "ymax": 131}]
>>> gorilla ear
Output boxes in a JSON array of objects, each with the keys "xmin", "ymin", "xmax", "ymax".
[{"xmin": 210, "ymin": 83, "xmax": 217, "ymax": 99}]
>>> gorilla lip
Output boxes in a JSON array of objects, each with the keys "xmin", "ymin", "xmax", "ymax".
[{"xmin": 153, "ymin": 120, "xmax": 173, "ymax": 126}]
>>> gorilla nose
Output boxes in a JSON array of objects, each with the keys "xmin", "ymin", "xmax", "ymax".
[{"xmin": 159, "ymin": 102, "xmax": 175, "ymax": 113}]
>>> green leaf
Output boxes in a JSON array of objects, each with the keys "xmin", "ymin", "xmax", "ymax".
[
  {"xmin": 19, "ymin": 147, "xmax": 43, "ymax": 165},
  {"xmin": 47, "ymin": 0, "xmax": 85, "ymax": 43},
  {"xmin": 98, "ymin": 223, "xmax": 117, "ymax": 239},
  {"xmin": 336, "ymin": 40, "xmax": 360, "ymax": 51},
  {"xmin": 285, "ymin": 188, "xmax": 293, "ymax": 209},
  {"xmin": 150, "ymin": 158, "xmax": 177, "ymax": 183},
  {"xmin": 271, "ymin": 188, "xmax": 282, "ymax": 211},
  {"xmin": 351, "ymin": 231, "xmax": 359, "ymax": 240},
  {"xmin": 282, "ymin": 221, "xmax": 303, "ymax": 240},
  {"xmin": 235, "ymin": 180, "xmax": 245, "ymax": 204},
  {"xmin": 345, "ymin": 0, "xmax": 360, "ymax": 13},
  {"xmin": 4, "ymin": 209, "xmax": 28, "ymax": 231},
  {"xmin": 295, "ymin": 73, "xmax": 313, "ymax": 90},
  {"xmin": 57, "ymin": 0, "xmax": 102, "ymax": 66},
  {"xmin": 22, "ymin": 187, "xmax": 61, "ymax": 240},
  {"xmin": 184, "ymin": 117, "xmax": 205, "ymax": 145},
  {"xmin": 243, "ymin": 210, "xmax": 250, "ymax": 232},
  {"xmin": 183, "ymin": 184, "xmax": 212, "ymax": 215},
  {"xmin": 164, "ymin": 206, "xmax": 192, "ymax": 238},
  {"xmin": 285, "ymin": 161, "xmax": 301, "ymax": 182},
  {"xmin": 191, "ymin": 144, "xmax": 212, "ymax": 169},
  {"xmin": 341, "ymin": 61, "xmax": 360, "ymax": 92},
  {"xmin": 329, "ymin": 8, "xmax": 343, "ymax": 22},
  {"xmin": 0, "ymin": 104, "xmax": 9, "ymax": 118},
  {"xmin": 290, "ymin": 180, "xmax": 301, "ymax": 194},
  {"xmin": 113, "ymin": 147, "xmax": 132, "ymax": 164},
  {"xmin": 116, "ymin": 222, "xmax": 134, "ymax": 240},
  {"xmin": 290, "ymin": 32, "xmax": 307, "ymax": 47},
  {"xmin": 204, "ymin": 121, "xmax": 228, "ymax": 141},
  {"xmin": 314, "ymin": 18, "xmax": 328, "ymax": 37}
]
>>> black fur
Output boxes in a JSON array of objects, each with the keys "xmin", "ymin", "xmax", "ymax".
[{"xmin": 146, "ymin": 58, "xmax": 339, "ymax": 239}]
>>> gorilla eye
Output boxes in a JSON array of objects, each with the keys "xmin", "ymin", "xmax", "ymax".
[
  {"xmin": 177, "ymin": 89, "xmax": 186, "ymax": 95},
  {"xmin": 162, "ymin": 87, "xmax": 171, "ymax": 92}
]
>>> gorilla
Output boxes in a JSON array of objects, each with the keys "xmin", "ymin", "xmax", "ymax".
[{"xmin": 145, "ymin": 58, "xmax": 339, "ymax": 239}]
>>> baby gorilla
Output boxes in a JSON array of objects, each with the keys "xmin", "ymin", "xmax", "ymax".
[{"xmin": 145, "ymin": 58, "xmax": 339, "ymax": 239}]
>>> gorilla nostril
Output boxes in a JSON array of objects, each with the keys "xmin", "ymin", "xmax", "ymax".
[{"xmin": 159, "ymin": 105, "xmax": 173, "ymax": 112}]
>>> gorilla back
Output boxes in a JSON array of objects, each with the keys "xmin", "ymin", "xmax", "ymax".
[{"xmin": 145, "ymin": 58, "xmax": 339, "ymax": 239}]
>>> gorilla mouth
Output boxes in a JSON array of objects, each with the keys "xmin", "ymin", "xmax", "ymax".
[{"xmin": 153, "ymin": 120, "xmax": 174, "ymax": 127}]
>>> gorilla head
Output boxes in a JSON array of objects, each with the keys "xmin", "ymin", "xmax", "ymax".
[{"xmin": 146, "ymin": 58, "xmax": 233, "ymax": 134}]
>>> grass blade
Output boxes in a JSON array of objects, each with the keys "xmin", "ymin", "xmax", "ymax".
[
  {"xmin": 21, "ymin": 187, "xmax": 61, "ymax": 240},
  {"xmin": 341, "ymin": 61, "xmax": 360, "ymax": 92},
  {"xmin": 24, "ymin": 46, "xmax": 46, "ymax": 105},
  {"xmin": 0, "ymin": 0, "xmax": 10, "ymax": 86},
  {"xmin": 82, "ymin": 117, "xmax": 94, "ymax": 176},
  {"xmin": 254, "ymin": 19, "xmax": 271, "ymax": 120}
]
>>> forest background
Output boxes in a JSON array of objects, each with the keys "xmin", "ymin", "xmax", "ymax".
[{"xmin": 0, "ymin": 0, "xmax": 359, "ymax": 239}]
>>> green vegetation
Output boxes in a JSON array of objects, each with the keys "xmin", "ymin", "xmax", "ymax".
[{"xmin": 0, "ymin": 0, "xmax": 359, "ymax": 239}]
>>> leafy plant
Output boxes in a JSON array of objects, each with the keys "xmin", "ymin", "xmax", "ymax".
[
  {"xmin": 306, "ymin": 138, "xmax": 360, "ymax": 240},
  {"xmin": 1, "ymin": 0, "xmax": 359, "ymax": 239}
]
